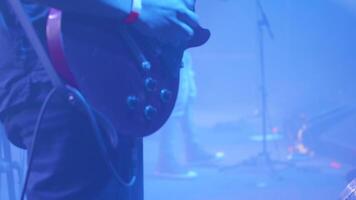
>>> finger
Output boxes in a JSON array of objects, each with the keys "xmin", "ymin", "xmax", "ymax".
[
  {"xmin": 157, "ymin": 17, "xmax": 194, "ymax": 47},
  {"xmin": 177, "ymin": 8, "xmax": 200, "ymax": 29},
  {"xmin": 183, "ymin": 0, "xmax": 196, "ymax": 10}
]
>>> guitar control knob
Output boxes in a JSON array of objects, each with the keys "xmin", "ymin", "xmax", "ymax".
[
  {"xmin": 160, "ymin": 89, "xmax": 172, "ymax": 103},
  {"xmin": 145, "ymin": 77, "xmax": 157, "ymax": 91},
  {"xmin": 144, "ymin": 105, "xmax": 158, "ymax": 120},
  {"xmin": 141, "ymin": 61, "xmax": 151, "ymax": 71},
  {"xmin": 126, "ymin": 96, "xmax": 139, "ymax": 109}
]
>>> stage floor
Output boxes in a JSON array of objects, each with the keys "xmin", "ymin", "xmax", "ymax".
[{"xmin": 144, "ymin": 123, "xmax": 352, "ymax": 200}]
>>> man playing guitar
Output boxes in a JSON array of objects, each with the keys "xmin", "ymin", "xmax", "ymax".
[{"xmin": 0, "ymin": 0, "xmax": 209, "ymax": 199}]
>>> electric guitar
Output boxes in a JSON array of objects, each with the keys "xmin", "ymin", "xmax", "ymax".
[{"xmin": 46, "ymin": 4, "xmax": 210, "ymax": 137}]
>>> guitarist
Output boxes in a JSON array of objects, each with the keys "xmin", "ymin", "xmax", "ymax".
[{"xmin": 0, "ymin": 0, "xmax": 208, "ymax": 199}]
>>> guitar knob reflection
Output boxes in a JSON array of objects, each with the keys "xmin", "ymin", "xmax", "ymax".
[
  {"xmin": 160, "ymin": 89, "xmax": 172, "ymax": 103},
  {"xmin": 126, "ymin": 95, "xmax": 139, "ymax": 110},
  {"xmin": 145, "ymin": 77, "xmax": 158, "ymax": 91},
  {"xmin": 144, "ymin": 105, "xmax": 158, "ymax": 120},
  {"xmin": 141, "ymin": 61, "xmax": 151, "ymax": 71}
]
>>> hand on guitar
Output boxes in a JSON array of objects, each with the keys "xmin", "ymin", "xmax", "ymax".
[{"xmin": 132, "ymin": 0, "xmax": 208, "ymax": 48}]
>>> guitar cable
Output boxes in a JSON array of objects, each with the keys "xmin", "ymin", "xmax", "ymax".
[{"xmin": 20, "ymin": 86, "xmax": 136, "ymax": 200}]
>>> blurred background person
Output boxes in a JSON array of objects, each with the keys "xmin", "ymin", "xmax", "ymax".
[{"xmin": 154, "ymin": 52, "xmax": 224, "ymax": 179}]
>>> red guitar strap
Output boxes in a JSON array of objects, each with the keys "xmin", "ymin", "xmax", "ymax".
[{"xmin": 46, "ymin": 8, "xmax": 79, "ymax": 88}]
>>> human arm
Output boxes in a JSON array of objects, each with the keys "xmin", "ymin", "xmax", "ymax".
[
  {"xmin": 32, "ymin": 0, "xmax": 132, "ymax": 20},
  {"xmin": 31, "ymin": 0, "xmax": 205, "ymax": 47}
]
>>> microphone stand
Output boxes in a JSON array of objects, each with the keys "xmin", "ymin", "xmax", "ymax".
[
  {"xmin": 223, "ymin": 0, "xmax": 289, "ymax": 176},
  {"xmin": 256, "ymin": 0, "xmax": 273, "ymax": 163}
]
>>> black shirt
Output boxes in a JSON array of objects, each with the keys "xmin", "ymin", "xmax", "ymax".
[
  {"xmin": 0, "ymin": 3, "xmax": 129, "ymax": 199},
  {"xmin": 0, "ymin": 0, "xmax": 51, "ymax": 120}
]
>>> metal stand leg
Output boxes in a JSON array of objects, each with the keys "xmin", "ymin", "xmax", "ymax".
[
  {"xmin": 221, "ymin": 0, "xmax": 291, "ymax": 176},
  {"xmin": 0, "ymin": 129, "xmax": 22, "ymax": 200},
  {"xmin": 132, "ymin": 138, "xmax": 143, "ymax": 200}
]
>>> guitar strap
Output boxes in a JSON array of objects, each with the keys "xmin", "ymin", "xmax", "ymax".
[{"xmin": 46, "ymin": 8, "xmax": 79, "ymax": 88}]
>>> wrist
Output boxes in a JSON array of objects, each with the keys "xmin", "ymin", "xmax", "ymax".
[{"xmin": 123, "ymin": 0, "xmax": 142, "ymax": 24}]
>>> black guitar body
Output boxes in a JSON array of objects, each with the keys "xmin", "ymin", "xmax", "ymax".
[{"xmin": 47, "ymin": 10, "xmax": 209, "ymax": 137}]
